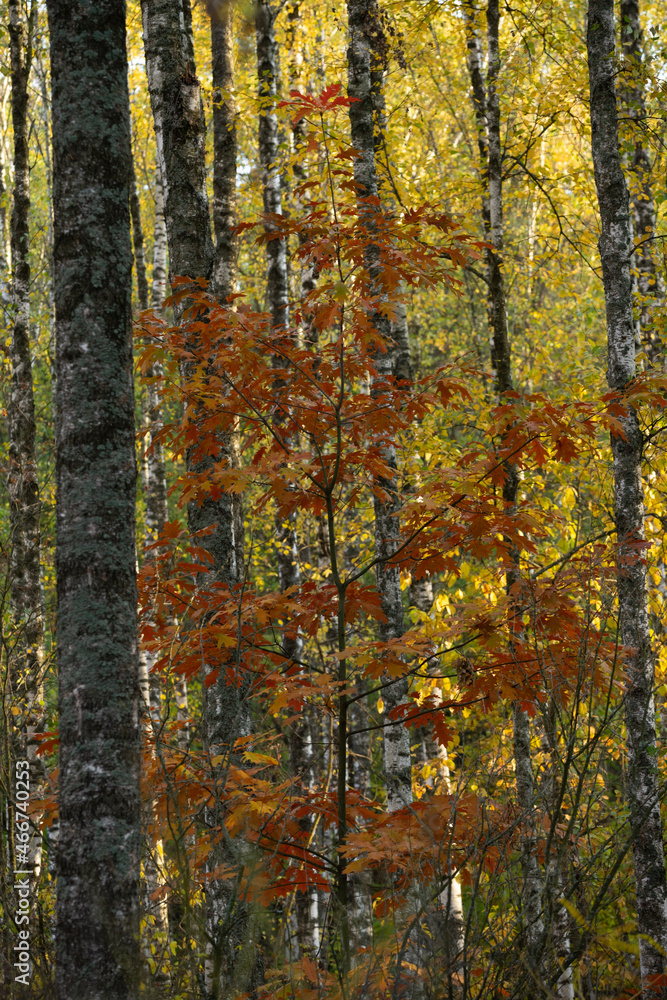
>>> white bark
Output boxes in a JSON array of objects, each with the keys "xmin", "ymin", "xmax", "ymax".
[{"xmin": 588, "ymin": 0, "xmax": 667, "ymax": 985}]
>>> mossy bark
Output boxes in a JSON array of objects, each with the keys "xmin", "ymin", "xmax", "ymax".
[{"xmin": 46, "ymin": 1, "xmax": 141, "ymax": 996}]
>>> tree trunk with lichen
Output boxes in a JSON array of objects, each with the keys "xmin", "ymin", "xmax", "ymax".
[
  {"xmin": 464, "ymin": 5, "xmax": 553, "ymax": 989},
  {"xmin": 7, "ymin": 0, "xmax": 45, "ymax": 902},
  {"xmin": 129, "ymin": 156, "xmax": 149, "ymax": 312},
  {"xmin": 47, "ymin": 1, "xmax": 142, "ymax": 996},
  {"xmin": 142, "ymin": 0, "xmax": 239, "ymax": 581},
  {"xmin": 588, "ymin": 0, "xmax": 667, "ymax": 989},
  {"xmin": 347, "ymin": 0, "xmax": 411, "ymax": 819},
  {"xmin": 256, "ymin": 0, "xmax": 301, "ymax": 639},
  {"xmin": 410, "ymin": 575, "xmax": 465, "ymax": 985},
  {"xmin": 211, "ymin": 0, "xmax": 245, "ymax": 580},
  {"xmin": 368, "ymin": 17, "xmax": 412, "ymax": 384},
  {"xmin": 347, "ymin": 0, "xmax": 417, "ymax": 989},
  {"xmin": 141, "ymin": 5, "xmax": 254, "ymax": 994},
  {"xmin": 619, "ymin": 0, "xmax": 664, "ymax": 361},
  {"xmin": 211, "ymin": 0, "xmax": 237, "ymax": 301}
]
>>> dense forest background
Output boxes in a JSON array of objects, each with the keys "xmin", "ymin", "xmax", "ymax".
[{"xmin": 1, "ymin": 0, "xmax": 667, "ymax": 997}]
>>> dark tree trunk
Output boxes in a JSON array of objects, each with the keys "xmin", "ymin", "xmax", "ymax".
[
  {"xmin": 587, "ymin": 0, "xmax": 667, "ymax": 988},
  {"xmin": 46, "ymin": 2, "xmax": 141, "ymax": 998},
  {"xmin": 619, "ymin": 0, "xmax": 664, "ymax": 360}
]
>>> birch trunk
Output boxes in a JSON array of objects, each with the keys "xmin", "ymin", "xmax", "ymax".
[
  {"xmin": 131, "ymin": 152, "xmax": 151, "ymax": 504},
  {"xmin": 347, "ymin": 1, "xmax": 417, "ymax": 989},
  {"xmin": 619, "ymin": 0, "xmax": 664, "ymax": 360},
  {"xmin": 146, "ymin": 166, "xmax": 170, "ymax": 550},
  {"xmin": 283, "ymin": 9, "xmax": 328, "ymax": 961},
  {"xmin": 8, "ymin": 0, "xmax": 45, "ymax": 893},
  {"xmin": 142, "ymin": 0, "xmax": 238, "ymax": 583},
  {"xmin": 587, "ymin": 0, "xmax": 667, "ymax": 988},
  {"xmin": 255, "ymin": 0, "xmax": 301, "ymax": 640},
  {"xmin": 410, "ymin": 576, "xmax": 465, "ymax": 978},
  {"xmin": 211, "ymin": 0, "xmax": 237, "ymax": 300},
  {"xmin": 462, "ymin": 0, "xmax": 491, "ymax": 258},
  {"xmin": 485, "ymin": 0, "xmax": 512, "ymax": 395},
  {"xmin": 256, "ymin": 0, "xmax": 288, "ymax": 332},
  {"xmin": 287, "ymin": 2, "xmax": 319, "ymax": 344},
  {"xmin": 464, "ymin": 3, "xmax": 553, "ymax": 983},
  {"xmin": 0, "ymin": 81, "xmax": 7, "ymax": 286},
  {"xmin": 346, "ymin": 0, "xmax": 412, "ymax": 817},
  {"xmin": 129, "ymin": 155, "xmax": 149, "ymax": 312},
  {"xmin": 141, "ymin": 0, "xmax": 214, "ymax": 289},
  {"xmin": 142, "ymin": 7, "xmax": 255, "ymax": 993},
  {"xmin": 46, "ymin": 1, "xmax": 141, "ymax": 996},
  {"xmin": 368, "ymin": 30, "xmax": 412, "ymax": 385},
  {"xmin": 289, "ymin": 717, "xmax": 320, "ymax": 958},
  {"xmin": 140, "ymin": 0, "xmax": 239, "ymax": 584},
  {"xmin": 211, "ymin": 0, "xmax": 244, "ymax": 584},
  {"xmin": 140, "ymin": 161, "xmax": 171, "ymax": 956},
  {"xmin": 152, "ymin": 163, "xmax": 168, "ymax": 312},
  {"xmin": 144, "ymin": 160, "xmax": 171, "ymax": 724}
]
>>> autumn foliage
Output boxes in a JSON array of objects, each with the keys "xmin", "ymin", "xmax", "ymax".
[{"xmin": 92, "ymin": 89, "xmax": 667, "ymax": 997}]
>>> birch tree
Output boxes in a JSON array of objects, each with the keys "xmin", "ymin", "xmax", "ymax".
[
  {"xmin": 462, "ymin": 5, "xmax": 567, "ymax": 992},
  {"xmin": 345, "ymin": 0, "xmax": 414, "ymax": 985},
  {"xmin": 141, "ymin": 5, "xmax": 259, "ymax": 993},
  {"xmin": 129, "ymin": 155, "xmax": 149, "ymax": 313},
  {"xmin": 7, "ymin": 0, "xmax": 44, "ymax": 861},
  {"xmin": 619, "ymin": 0, "xmax": 664, "ymax": 358},
  {"xmin": 46, "ymin": 1, "xmax": 141, "ymax": 996},
  {"xmin": 211, "ymin": 0, "xmax": 237, "ymax": 300},
  {"xmin": 346, "ymin": 0, "xmax": 411, "ymax": 819},
  {"xmin": 255, "ymin": 0, "xmax": 302, "ymax": 632},
  {"xmin": 587, "ymin": 0, "xmax": 667, "ymax": 990}
]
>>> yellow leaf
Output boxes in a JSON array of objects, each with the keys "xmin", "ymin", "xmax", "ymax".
[{"xmin": 243, "ymin": 751, "xmax": 279, "ymax": 766}]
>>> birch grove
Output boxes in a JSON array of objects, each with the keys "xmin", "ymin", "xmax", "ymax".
[{"xmin": 1, "ymin": 1, "xmax": 667, "ymax": 998}]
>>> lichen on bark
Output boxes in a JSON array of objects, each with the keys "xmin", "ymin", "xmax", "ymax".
[{"xmin": 46, "ymin": 1, "xmax": 141, "ymax": 996}]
